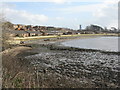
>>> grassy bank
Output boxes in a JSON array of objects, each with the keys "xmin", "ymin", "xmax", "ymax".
[
  {"xmin": 14, "ymin": 33, "xmax": 118, "ymax": 40},
  {"xmin": 9, "ymin": 33, "xmax": 118, "ymax": 44},
  {"xmin": 2, "ymin": 46, "xmax": 43, "ymax": 88},
  {"xmin": 2, "ymin": 45, "xmax": 96, "ymax": 88}
]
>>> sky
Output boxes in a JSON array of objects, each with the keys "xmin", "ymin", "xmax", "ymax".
[{"xmin": 0, "ymin": 0, "xmax": 119, "ymax": 30}]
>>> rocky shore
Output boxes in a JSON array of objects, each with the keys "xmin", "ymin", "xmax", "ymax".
[
  {"xmin": 2, "ymin": 36, "xmax": 120, "ymax": 88},
  {"xmin": 23, "ymin": 41, "xmax": 119, "ymax": 88}
]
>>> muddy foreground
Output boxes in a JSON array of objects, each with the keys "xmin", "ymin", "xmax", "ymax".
[
  {"xmin": 2, "ymin": 37, "xmax": 120, "ymax": 88},
  {"xmin": 23, "ymin": 41, "xmax": 119, "ymax": 88}
]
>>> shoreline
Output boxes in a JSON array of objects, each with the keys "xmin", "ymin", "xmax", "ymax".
[
  {"xmin": 23, "ymin": 36, "xmax": 119, "ymax": 88},
  {"xmin": 2, "ymin": 35, "xmax": 119, "ymax": 88},
  {"xmin": 23, "ymin": 34, "xmax": 108, "ymax": 44},
  {"xmin": 12, "ymin": 34, "xmax": 119, "ymax": 44},
  {"xmin": 14, "ymin": 33, "xmax": 119, "ymax": 41},
  {"xmin": 24, "ymin": 35, "xmax": 119, "ymax": 54},
  {"xmin": 23, "ymin": 41, "xmax": 119, "ymax": 88}
]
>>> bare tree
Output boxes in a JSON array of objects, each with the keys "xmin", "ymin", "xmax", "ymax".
[{"xmin": 0, "ymin": 14, "xmax": 14, "ymax": 51}]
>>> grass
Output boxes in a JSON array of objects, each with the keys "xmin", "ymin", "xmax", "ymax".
[
  {"xmin": 14, "ymin": 33, "xmax": 118, "ymax": 41},
  {"xmin": 9, "ymin": 33, "xmax": 118, "ymax": 44}
]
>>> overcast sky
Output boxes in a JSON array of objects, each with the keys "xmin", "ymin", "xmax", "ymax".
[{"xmin": 0, "ymin": 0, "xmax": 118, "ymax": 30}]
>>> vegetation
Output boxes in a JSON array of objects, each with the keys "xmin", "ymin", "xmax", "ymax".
[
  {"xmin": 0, "ymin": 19, "xmax": 14, "ymax": 51},
  {"xmin": 1, "ymin": 15, "xmax": 119, "ymax": 88}
]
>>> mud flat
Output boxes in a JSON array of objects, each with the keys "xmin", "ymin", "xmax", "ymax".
[
  {"xmin": 23, "ymin": 41, "xmax": 119, "ymax": 88},
  {"xmin": 2, "ymin": 36, "xmax": 119, "ymax": 88}
]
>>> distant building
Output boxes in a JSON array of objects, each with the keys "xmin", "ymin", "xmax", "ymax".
[
  {"xmin": 86, "ymin": 25, "xmax": 104, "ymax": 31},
  {"xmin": 38, "ymin": 26, "xmax": 47, "ymax": 30},
  {"xmin": 6, "ymin": 30, "xmax": 29, "ymax": 37},
  {"xmin": 26, "ymin": 31, "xmax": 43, "ymax": 36},
  {"xmin": 79, "ymin": 30, "xmax": 95, "ymax": 34},
  {"xmin": 47, "ymin": 27, "xmax": 55, "ymax": 30},
  {"xmin": 111, "ymin": 27, "xmax": 117, "ymax": 31},
  {"xmin": 43, "ymin": 30, "xmax": 64, "ymax": 35},
  {"xmin": 79, "ymin": 25, "xmax": 82, "ymax": 30}
]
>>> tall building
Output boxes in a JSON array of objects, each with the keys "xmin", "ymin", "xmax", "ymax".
[{"xmin": 79, "ymin": 25, "xmax": 82, "ymax": 30}]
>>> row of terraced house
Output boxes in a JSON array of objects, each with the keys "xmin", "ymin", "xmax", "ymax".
[{"xmin": 8, "ymin": 24, "xmax": 81, "ymax": 37}]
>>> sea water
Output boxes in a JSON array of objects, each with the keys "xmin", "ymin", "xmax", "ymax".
[{"xmin": 62, "ymin": 36, "xmax": 119, "ymax": 52}]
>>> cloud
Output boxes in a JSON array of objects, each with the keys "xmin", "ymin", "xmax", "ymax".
[
  {"xmin": 51, "ymin": 3, "xmax": 102, "ymax": 14},
  {"xmin": 92, "ymin": 0, "xmax": 118, "ymax": 28},
  {"xmin": 51, "ymin": 0, "xmax": 118, "ymax": 28},
  {"xmin": 0, "ymin": 3, "xmax": 48, "ymax": 25},
  {"xmin": 0, "ymin": 0, "xmax": 118, "ymax": 29},
  {"xmin": 51, "ymin": 0, "xmax": 66, "ymax": 4},
  {"xmin": 0, "ymin": 0, "xmax": 118, "ymax": 3},
  {"xmin": 55, "ymin": 17, "xmax": 64, "ymax": 20}
]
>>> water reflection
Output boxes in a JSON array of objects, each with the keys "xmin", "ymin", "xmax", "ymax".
[{"xmin": 62, "ymin": 36, "xmax": 119, "ymax": 52}]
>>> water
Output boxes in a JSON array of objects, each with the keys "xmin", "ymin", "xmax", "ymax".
[{"xmin": 61, "ymin": 36, "xmax": 119, "ymax": 52}]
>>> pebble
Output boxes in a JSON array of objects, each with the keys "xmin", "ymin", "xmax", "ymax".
[{"xmin": 24, "ymin": 44, "xmax": 119, "ymax": 88}]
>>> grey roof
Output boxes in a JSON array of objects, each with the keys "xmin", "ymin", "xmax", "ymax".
[
  {"xmin": 26, "ymin": 31, "xmax": 43, "ymax": 34},
  {"xmin": 4, "ymin": 30, "xmax": 43, "ymax": 34},
  {"xmin": 4, "ymin": 30, "xmax": 28, "ymax": 34},
  {"xmin": 43, "ymin": 30, "xmax": 63, "ymax": 34}
]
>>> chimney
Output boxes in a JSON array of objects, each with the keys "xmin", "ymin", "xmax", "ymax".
[{"xmin": 79, "ymin": 25, "xmax": 82, "ymax": 30}]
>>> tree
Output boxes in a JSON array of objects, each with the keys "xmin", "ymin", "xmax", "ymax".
[{"xmin": 0, "ymin": 14, "xmax": 14, "ymax": 51}]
